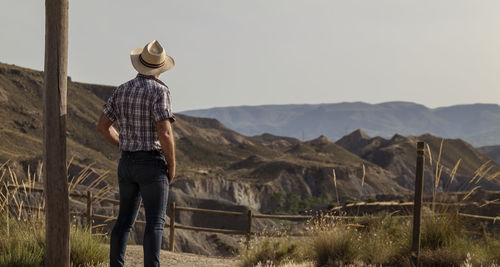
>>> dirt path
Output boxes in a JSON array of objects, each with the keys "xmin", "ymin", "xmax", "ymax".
[{"xmin": 124, "ymin": 245, "xmax": 240, "ymax": 267}]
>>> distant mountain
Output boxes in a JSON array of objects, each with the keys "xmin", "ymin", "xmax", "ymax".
[
  {"xmin": 478, "ymin": 145, "xmax": 500, "ymax": 163},
  {"xmin": 181, "ymin": 102, "xmax": 500, "ymax": 146}
]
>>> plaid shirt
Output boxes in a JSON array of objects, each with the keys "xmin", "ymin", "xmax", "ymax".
[{"xmin": 103, "ymin": 74, "xmax": 175, "ymax": 151}]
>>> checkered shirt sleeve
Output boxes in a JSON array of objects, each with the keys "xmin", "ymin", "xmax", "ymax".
[
  {"xmin": 152, "ymin": 87, "xmax": 175, "ymax": 123},
  {"xmin": 103, "ymin": 87, "xmax": 117, "ymax": 121}
]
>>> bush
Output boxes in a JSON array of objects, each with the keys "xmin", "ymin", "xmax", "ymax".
[
  {"xmin": 0, "ymin": 213, "xmax": 108, "ymax": 267},
  {"xmin": 419, "ymin": 248, "xmax": 464, "ymax": 267},
  {"xmin": 241, "ymin": 237, "xmax": 304, "ymax": 267},
  {"xmin": 0, "ymin": 235, "xmax": 45, "ymax": 266},
  {"xmin": 70, "ymin": 226, "xmax": 108, "ymax": 267},
  {"xmin": 0, "ymin": 215, "xmax": 45, "ymax": 267},
  {"xmin": 421, "ymin": 214, "xmax": 462, "ymax": 250},
  {"xmin": 483, "ymin": 237, "xmax": 500, "ymax": 264},
  {"xmin": 357, "ymin": 215, "xmax": 411, "ymax": 265},
  {"xmin": 311, "ymin": 226, "xmax": 358, "ymax": 266},
  {"xmin": 0, "ymin": 162, "xmax": 110, "ymax": 267}
]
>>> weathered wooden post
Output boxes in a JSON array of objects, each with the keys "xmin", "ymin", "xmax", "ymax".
[
  {"xmin": 5, "ymin": 191, "xmax": 9, "ymax": 237},
  {"xmin": 87, "ymin": 191, "xmax": 93, "ymax": 230},
  {"xmin": 411, "ymin": 141, "xmax": 425, "ymax": 264},
  {"xmin": 43, "ymin": 0, "xmax": 70, "ymax": 266},
  {"xmin": 246, "ymin": 209, "xmax": 253, "ymax": 249},
  {"xmin": 169, "ymin": 202, "xmax": 176, "ymax": 252}
]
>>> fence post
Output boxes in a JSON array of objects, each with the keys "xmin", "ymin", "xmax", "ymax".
[
  {"xmin": 246, "ymin": 209, "xmax": 253, "ymax": 249},
  {"xmin": 5, "ymin": 191, "xmax": 9, "ymax": 237},
  {"xmin": 411, "ymin": 141, "xmax": 425, "ymax": 264},
  {"xmin": 169, "ymin": 202, "xmax": 176, "ymax": 252},
  {"xmin": 87, "ymin": 191, "xmax": 93, "ymax": 231}
]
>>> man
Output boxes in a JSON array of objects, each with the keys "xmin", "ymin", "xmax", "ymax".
[{"xmin": 97, "ymin": 40, "xmax": 176, "ymax": 267}]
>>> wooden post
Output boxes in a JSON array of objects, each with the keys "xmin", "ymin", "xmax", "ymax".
[
  {"xmin": 5, "ymin": 191, "xmax": 9, "ymax": 237},
  {"xmin": 246, "ymin": 209, "xmax": 253, "ymax": 249},
  {"xmin": 169, "ymin": 202, "xmax": 176, "ymax": 252},
  {"xmin": 43, "ymin": 0, "xmax": 70, "ymax": 266},
  {"xmin": 411, "ymin": 141, "xmax": 425, "ymax": 264},
  {"xmin": 87, "ymin": 191, "xmax": 93, "ymax": 230}
]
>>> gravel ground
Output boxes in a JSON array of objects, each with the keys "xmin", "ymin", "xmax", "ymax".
[{"xmin": 123, "ymin": 245, "xmax": 240, "ymax": 267}]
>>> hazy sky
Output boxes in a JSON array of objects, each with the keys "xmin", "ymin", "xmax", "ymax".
[{"xmin": 1, "ymin": 1, "xmax": 500, "ymax": 111}]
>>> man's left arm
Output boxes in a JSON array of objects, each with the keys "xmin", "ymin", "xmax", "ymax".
[{"xmin": 96, "ymin": 113, "xmax": 119, "ymax": 147}]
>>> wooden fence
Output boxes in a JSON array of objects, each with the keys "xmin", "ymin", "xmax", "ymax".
[
  {"xmin": 4, "ymin": 184, "xmax": 316, "ymax": 251},
  {"xmin": 4, "ymin": 184, "xmax": 499, "ymax": 252}
]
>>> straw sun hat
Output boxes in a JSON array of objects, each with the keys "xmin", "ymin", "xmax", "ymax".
[{"xmin": 130, "ymin": 40, "xmax": 175, "ymax": 75}]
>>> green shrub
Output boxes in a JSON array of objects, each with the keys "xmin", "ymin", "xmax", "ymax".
[
  {"xmin": 484, "ymin": 237, "xmax": 500, "ymax": 263},
  {"xmin": 241, "ymin": 237, "xmax": 304, "ymax": 267},
  {"xmin": 0, "ymin": 216, "xmax": 45, "ymax": 267},
  {"xmin": 0, "ymin": 162, "xmax": 110, "ymax": 267},
  {"xmin": 421, "ymin": 214, "xmax": 462, "ymax": 250},
  {"xmin": 0, "ymin": 240, "xmax": 44, "ymax": 267},
  {"xmin": 358, "ymin": 216, "xmax": 411, "ymax": 264},
  {"xmin": 0, "ymin": 213, "xmax": 108, "ymax": 267},
  {"xmin": 70, "ymin": 226, "xmax": 108, "ymax": 267},
  {"xmin": 419, "ymin": 248, "xmax": 463, "ymax": 266},
  {"xmin": 311, "ymin": 226, "xmax": 358, "ymax": 266}
]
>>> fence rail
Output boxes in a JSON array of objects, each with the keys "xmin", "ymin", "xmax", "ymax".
[
  {"xmin": 3, "ymin": 184, "xmax": 499, "ymax": 252},
  {"xmin": 3, "ymin": 184, "xmax": 316, "ymax": 251},
  {"xmin": 458, "ymin": 212, "xmax": 500, "ymax": 221},
  {"xmin": 175, "ymin": 206, "xmax": 248, "ymax": 217}
]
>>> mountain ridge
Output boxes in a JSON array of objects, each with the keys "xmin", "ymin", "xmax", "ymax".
[{"xmin": 181, "ymin": 102, "xmax": 500, "ymax": 146}]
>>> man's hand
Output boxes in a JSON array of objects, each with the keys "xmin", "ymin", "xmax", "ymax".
[
  {"xmin": 156, "ymin": 119, "xmax": 176, "ymax": 184},
  {"xmin": 167, "ymin": 163, "xmax": 175, "ymax": 184},
  {"xmin": 96, "ymin": 113, "xmax": 119, "ymax": 147}
]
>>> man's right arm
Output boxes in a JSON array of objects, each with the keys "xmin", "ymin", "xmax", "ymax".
[{"xmin": 156, "ymin": 119, "xmax": 176, "ymax": 183}]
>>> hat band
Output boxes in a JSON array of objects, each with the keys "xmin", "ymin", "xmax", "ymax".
[{"xmin": 139, "ymin": 54, "xmax": 165, "ymax": 69}]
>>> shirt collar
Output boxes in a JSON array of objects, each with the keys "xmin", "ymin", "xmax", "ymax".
[{"xmin": 136, "ymin": 73, "xmax": 167, "ymax": 87}]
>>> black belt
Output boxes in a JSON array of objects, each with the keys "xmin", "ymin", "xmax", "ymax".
[{"xmin": 121, "ymin": 150, "xmax": 163, "ymax": 156}]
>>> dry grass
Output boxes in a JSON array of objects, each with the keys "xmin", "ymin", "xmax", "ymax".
[
  {"xmin": 310, "ymin": 224, "xmax": 358, "ymax": 266},
  {"xmin": 241, "ymin": 235, "xmax": 306, "ymax": 267},
  {"xmin": 0, "ymin": 161, "xmax": 110, "ymax": 266},
  {"xmin": 241, "ymin": 140, "xmax": 500, "ymax": 266},
  {"xmin": 242, "ymin": 212, "xmax": 500, "ymax": 266},
  {"xmin": 421, "ymin": 213, "xmax": 462, "ymax": 250}
]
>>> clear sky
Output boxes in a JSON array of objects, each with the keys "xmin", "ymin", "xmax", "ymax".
[{"xmin": 1, "ymin": 0, "xmax": 500, "ymax": 111}]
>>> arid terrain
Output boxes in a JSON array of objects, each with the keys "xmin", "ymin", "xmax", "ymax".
[
  {"xmin": 1, "ymin": 61, "xmax": 500, "ymax": 256},
  {"xmin": 124, "ymin": 245, "xmax": 239, "ymax": 267}
]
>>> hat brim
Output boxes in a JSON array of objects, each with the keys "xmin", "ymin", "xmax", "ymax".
[{"xmin": 130, "ymin": 46, "xmax": 175, "ymax": 75}]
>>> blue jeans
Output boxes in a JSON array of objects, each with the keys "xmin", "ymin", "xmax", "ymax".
[{"xmin": 110, "ymin": 151, "xmax": 169, "ymax": 267}]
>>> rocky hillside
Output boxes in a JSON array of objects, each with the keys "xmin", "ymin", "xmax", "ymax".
[
  {"xmin": 0, "ymin": 62, "xmax": 119, "ymax": 184},
  {"xmin": 181, "ymin": 102, "xmax": 500, "ymax": 146},
  {"xmin": 337, "ymin": 130, "xmax": 500, "ymax": 192},
  {"xmin": 171, "ymin": 115, "xmax": 409, "ymax": 211},
  {"xmin": 0, "ymin": 62, "xmax": 399, "ymax": 208}
]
